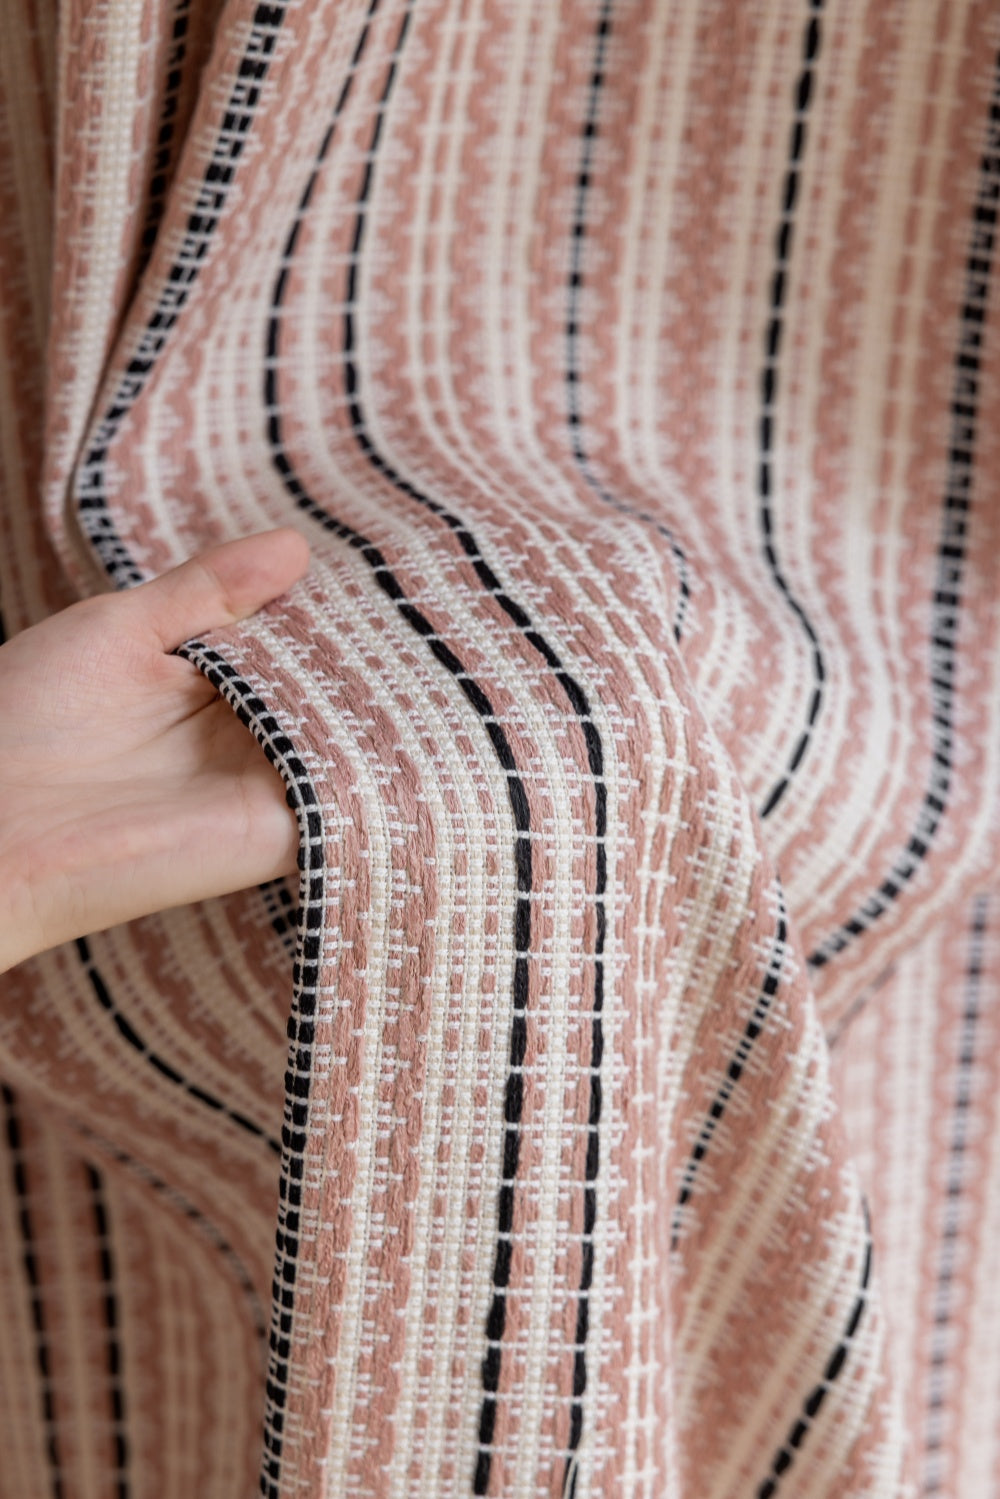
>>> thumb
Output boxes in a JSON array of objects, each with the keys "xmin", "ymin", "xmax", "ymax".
[{"xmin": 125, "ymin": 528, "xmax": 311, "ymax": 653}]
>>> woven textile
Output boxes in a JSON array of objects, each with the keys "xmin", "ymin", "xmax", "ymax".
[{"xmin": 2, "ymin": 0, "xmax": 1000, "ymax": 1493}]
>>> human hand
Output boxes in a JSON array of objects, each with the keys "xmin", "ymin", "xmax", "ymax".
[{"xmin": 0, "ymin": 528, "xmax": 311, "ymax": 973}]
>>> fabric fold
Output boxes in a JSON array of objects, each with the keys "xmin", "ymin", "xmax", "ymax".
[{"xmin": 3, "ymin": 0, "xmax": 1000, "ymax": 1494}]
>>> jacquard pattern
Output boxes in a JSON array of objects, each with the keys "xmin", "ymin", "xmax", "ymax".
[{"xmin": 2, "ymin": 2, "xmax": 1000, "ymax": 1495}]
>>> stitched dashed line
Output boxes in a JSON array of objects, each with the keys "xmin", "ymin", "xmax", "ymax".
[
  {"xmin": 756, "ymin": 1200, "xmax": 872, "ymax": 1498},
  {"xmin": 136, "ymin": 0, "xmax": 193, "ymax": 272},
  {"xmin": 74, "ymin": 0, "xmax": 290, "ymax": 584},
  {"xmin": 85, "ymin": 1165, "xmax": 129, "ymax": 1499},
  {"xmin": 565, "ymin": 0, "xmax": 690, "ymax": 648},
  {"xmin": 758, "ymin": 0, "xmax": 826, "ymax": 822},
  {"xmin": 62, "ymin": 9, "xmax": 324, "ymax": 1493},
  {"xmin": 173, "ymin": 645, "xmax": 327, "ymax": 1499},
  {"xmin": 1, "ymin": 1086, "xmax": 64, "ymax": 1499},
  {"xmin": 670, "ymin": 893, "xmax": 788, "ymax": 1252},
  {"xmin": 807, "ymin": 53, "xmax": 1000, "ymax": 966},
  {"xmin": 264, "ymin": 6, "xmax": 608, "ymax": 1489},
  {"xmin": 75, "ymin": 937, "xmax": 280, "ymax": 1154},
  {"xmin": 922, "ymin": 895, "xmax": 989, "ymax": 1491}
]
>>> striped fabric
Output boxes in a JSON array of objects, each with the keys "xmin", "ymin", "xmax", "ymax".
[{"xmin": 2, "ymin": 1, "xmax": 999, "ymax": 1494}]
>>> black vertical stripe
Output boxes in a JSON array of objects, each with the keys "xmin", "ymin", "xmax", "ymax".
[
  {"xmin": 922, "ymin": 895, "xmax": 989, "ymax": 1492},
  {"xmin": 58, "ymin": 8, "xmax": 328, "ymax": 1496},
  {"xmin": 32, "ymin": 12, "xmax": 1000, "ymax": 1499},
  {"xmin": 168, "ymin": 651, "xmax": 328, "ymax": 1499},
  {"xmin": 565, "ymin": 0, "xmax": 690, "ymax": 648},
  {"xmin": 1, "ymin": 1085, "xmax": 64, "ymax": 1499},
  {"xmin": 557, "ymin": 9, "xmax": 632, "ymax": 1483},
  {"xmin": 74, "ymin": 0, "xmax": 291, "ymax": 585},
  {"xmin": 136, "ymin": 0, "xmax": 193, "ymax": 270},
  {"xmin": 807, "ymin": 53, "xmax": 1000, "ymax": 967},
  {"xmin": 756, "ymin": 1200, "xmax": 873, "ymax": 1497},
  {"xmin": 757, "ymin": 0, "xmax": 826, "ymax": 821},
  {"xmin": 264, "ymin": 17, "xmax": 537, "ymax": 1496},
  {"xmin": 85, "ymin": 1165, "xmax": 129, "ymax": 1499},
  {"xmin": 671, "ymin": 897, "xmax": 789, "ymax": 1252},
  {"xmin": 334, "ymin": 22, "xmax": 610, "ymax": 1492},
  {"xmin": 264, "ymin": 5, "xmax": 609, "ymax": 1490}
]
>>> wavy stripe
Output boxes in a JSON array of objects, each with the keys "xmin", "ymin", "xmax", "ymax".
[
  {"xmin": 670, "ymin": 890, "xmax": 789, "ymax": 1252},
  {"xmin": 75, "ymin": 1126, "xmax": 268, "ymax": 1343},
  {"xmin": 135, "ymin": 0, "xmax": 192, "ymax": 273},
  {"xmin": 757, "ymin": 0, "xmax": 827, "ymax": 822},
  {"xmin": 264, "ymin": 6, "xmax": 609, "ymax": 1489},
  {"xmin": 566, "ymin": 0, "xmax": 690, "ymax": 648},
  {"xmin": 756, "ymin": 1199, "xmax": 872, "ymax": 1497},
  {"xmin": 264, "ymin": 12, "xmax": 539, "ymax": 1492},
  {"xmin": 60, "ymin": 9, "xmax": 328, "ymax": 1494},
  {"xmin": 74, "ymin": 0, "xmax": 291, "ymax": 584},
  {"xmin": 74, "ymin": 936, "xmax": 280, "ymax": 1153},
  {"xmin": 808, "ymin": 50, "xmax": 1000, "ymax": 967}
]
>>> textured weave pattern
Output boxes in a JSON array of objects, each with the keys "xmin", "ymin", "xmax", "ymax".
[{"xmin": 2, "ymin": 1, "xmax": 1000, "ymax": 1494}]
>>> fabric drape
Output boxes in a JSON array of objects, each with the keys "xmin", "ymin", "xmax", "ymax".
[{"xmin": 2, "ymin": 1, "xmax": 1000, "ymax": 1494}]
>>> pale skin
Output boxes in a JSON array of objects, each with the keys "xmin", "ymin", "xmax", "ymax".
[{"xmin": 0, "ymin": 528, "xmax": 311, "ymax": 974}]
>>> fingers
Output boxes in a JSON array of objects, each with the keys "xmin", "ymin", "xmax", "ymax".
[{"xmin": 128, "ymin": 528, "xmax": 311, "ymax": 653}]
